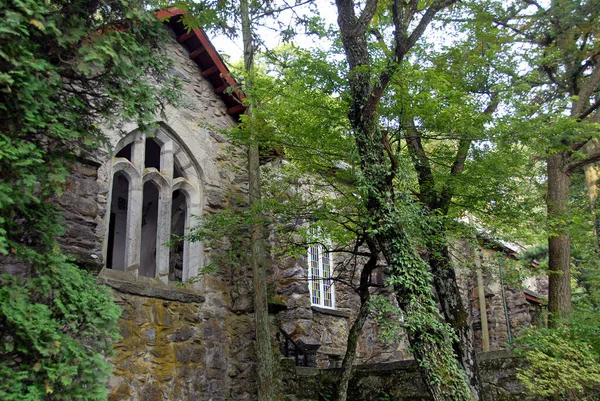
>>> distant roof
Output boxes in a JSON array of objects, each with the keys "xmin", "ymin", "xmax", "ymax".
[
  {"xmin": 156, "ymin": 9, "xmax": 246, "ymax": 120},
  {"xmin": 524, "ymin": 289, "xmax": 545, "ymax": 304}
]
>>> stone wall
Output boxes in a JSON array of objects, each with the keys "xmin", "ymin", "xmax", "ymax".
[
  {"xmin": 273, "ymin": 234, "xmax": 541, "ymax": 369},
  {"xmin": 106, "ymin": 290, "xmax": 208, "ymax": 401},
  {"xmin": 55, "ymin": 159, "xmax": 105, "ymax": 272},
  {"xmin": 274, "ymin": 249, "xmax": 406, "ymax": 368},
  {"xmin": 453, "ymin": 240, "xmax": 543, "ymax": 353},
  {"xmin": 281, "ymin": 350, "xmax": 544, "ymax": 401}
]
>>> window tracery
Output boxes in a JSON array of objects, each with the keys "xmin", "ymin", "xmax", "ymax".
[{"xmin": 105, "ymin": 128, "xmax": 202, "ymax": 286}]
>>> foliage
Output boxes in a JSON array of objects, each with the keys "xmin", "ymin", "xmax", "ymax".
[
  {"xmin": 0, "ymin": 250, "xmax": 122, "ymax": 400},
  {"xmin": 514, "ymin": 310, "xmax": 600, "ymax": 400},
  {"xmin": 0, "ymin": 0, "xmax": 180, "ymax": 398},
  {"xmin": 0, "ymin": 0, "xmax": 179, "ymax": 256}
]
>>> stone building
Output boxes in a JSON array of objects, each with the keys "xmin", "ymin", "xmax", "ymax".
[
  {"xmin": 55, "ymin": 10, "xmax": 257, "ymax": 399},
  {"xmin": 43, "ymin": 9, "xmax": 546, "ymax": 400}
]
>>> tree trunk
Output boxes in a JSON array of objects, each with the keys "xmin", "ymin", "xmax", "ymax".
[
  {"xmin": 427, "ymin": 233, "xmax": 483, "ymax": 401},
  {"xmin": 581, "ymin": 139, "xmax": 600, "ymax": 248},
  {"xmin": 378, "ymin": 230, "xmax": 472, "ymax": 401},
  {"xmin": 336, "ymin": 296, "xmax": 371, "ymax": 401},
  {"xmin": 546, "ymin": 152, "xmax": 572, "ymax": 326},
  {"xmin": 241, "ymin": 0, "xmax": 274, "ymax": 398},
  {"xmin": 249, "ymin": 144, "xmax": 274, "ymax": 400},
  {"xmin": 406, "ymin": 130, "xmax": 483, "ymax": 400},
  {"xmin": 336, "ymin": 251, "xmax": 378, "ymax": 401}
]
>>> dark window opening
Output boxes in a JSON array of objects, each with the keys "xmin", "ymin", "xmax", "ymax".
[
  {"xmin": 145, "ymin": 138, "xmax": 161, "ymax": 170},
  {"xmin": 169, "ymin": 190, "xmax": 186, "ymax": 282},
  {"xmin": 173, "ymin": 161, "xmax": 185, "ymax": 179},
  {"xmin": 140, "ymin": 181, "xmax": 159, "ymax": 277},
  {"xmin": 107, "ymin": 172, "xmax": 129, "ymax": 271},
  {"xmin": 116, "ymin": 143, "xmax": 132, "ymax": 161}
]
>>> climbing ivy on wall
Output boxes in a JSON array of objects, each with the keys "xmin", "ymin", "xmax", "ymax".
[{"xmin": 0, "ymin": 0, "xmax": 180, "ymax": 398}]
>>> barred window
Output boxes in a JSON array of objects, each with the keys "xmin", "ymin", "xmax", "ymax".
[{"xmin": 308, "ymin": 245, "xmax": 335, "ymax": 308}]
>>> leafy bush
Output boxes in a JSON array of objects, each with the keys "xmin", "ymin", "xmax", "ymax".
[
  {"xmin": 514, "ymin": 311, "xmax": 600, "ymax": 400},
  {"xmin": 0, "ymin": 251, "xmax": 122, "ymax": 400}
]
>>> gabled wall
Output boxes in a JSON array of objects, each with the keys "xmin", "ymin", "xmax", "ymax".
[{"xmin": 56, "ymin": 25, "xmax": 258, "ymax": 401}]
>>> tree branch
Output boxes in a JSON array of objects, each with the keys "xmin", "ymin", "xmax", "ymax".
[
  {"xmin": 382, "ymin": 129, "xmax": 400, "ymax": 175},
  {"xmin": 439, "ymin": 93, "xmax": 497, "ymax": 211},
  {"xmin": 573, "ymin": 63, "xmax": 600, "ymax": 116},
  {"xmin": 565, "ymin": 150, "xmax": 600, "ymax": 174},
  {"xmin": 405, "ymin": 121, "xmax": 437, "ymax": 206},
  {"xmin": 404, "ymin": 0, "xmax": 457, "ymax": 54},
  {"xmin": 579, "ymin": 97, "xmax": 600, "ymax": 121},
  {"xmin": 357, "ymin": 0, "xmax": 381, "ymax": 31}
]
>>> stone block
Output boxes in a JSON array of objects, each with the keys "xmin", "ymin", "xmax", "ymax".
[
  {"xmin": 167, "ymin": 327, "xmax": 195, "ymax": 342},
  {"xmin": 141, "ymin": 327, "xmax": 157, "ymax": 341},
  {"xmin": 151, "ymin": 303, "xmax": 173, "ymax": 327},
  {"xmin": 278, "ymin": 282, "xmax": 310, "ymax": 296},
  {"xmin": 139, "ymin": 383, "xmax": 163, "ymax": 401},
  {"xmin": 107, "ymin": 382, "xmax": 132, "ymax": 401}
]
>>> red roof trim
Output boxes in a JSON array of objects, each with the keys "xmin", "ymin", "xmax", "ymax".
[
  {"xmin": 156, "ymin": 9, "xmax": 246, "ymax": 120},
  {"xmin": 524, "ymin": 292, "xmax": 543, "ymax": 304}
]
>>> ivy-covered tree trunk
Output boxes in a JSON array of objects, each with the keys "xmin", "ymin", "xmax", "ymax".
[
  {"xmin": 547, "ymin": 152, "xmax": 572, "ymax": 326},
  {"xmin": 334, "ymin": 1, "xmax": 471, "ymax": 399},
  {"xmin": 241, "ymin": 0, "xmax": 275, "ymax": 398},
  {"xmin": 426, "ymin": 234, "xmax": 482, "ymax": 400},
  {"xmin": 378, "ymin": 219, "xmax": 472, "ymax": 401},
  {"xmin": 406, "ymin": 129, "xmax": 488, "ymax": 401}
]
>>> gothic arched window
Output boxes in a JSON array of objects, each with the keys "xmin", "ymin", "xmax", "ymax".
[{"xmin": 105, "ymin": 128, "xmax": 203, "ymax": 285}]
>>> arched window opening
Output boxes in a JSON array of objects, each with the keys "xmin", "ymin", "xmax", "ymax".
[
  {"xmin": 107, "ymin": 172, "xmax": 129, "ymax": 271},
  {"xmin": 173, "ymin": 160, "xmax": 185, "ymax": 179},
  {"xmin": 116, "ymin": 143, "xmax": 132, "ymax": 161},
  {"xmin": 145, "ymin": 138, "xmax": 161, "ymax": 170},
  {"xmin": 140, "ymin": 181, "xmax": 159, "ymax": 277},
  {"xmin": 105, "ymin": 128, "xmax": 202, "ymax": 286},
  {"xmin": 169, "ymin": 190, "xmax": 187, "ymax": 282}
]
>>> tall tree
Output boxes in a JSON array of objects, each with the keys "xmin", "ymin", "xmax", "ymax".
[
  {"xmin": 486, "ymin": 0, "xmax": 600, "ymax": 324},
  {"xmin": 333, "ymin": 0, "xmax": 475, "ymax": 399},
  {"xmin": 239, "ymin": 0, "xmax": 275, "ymax": 398}
]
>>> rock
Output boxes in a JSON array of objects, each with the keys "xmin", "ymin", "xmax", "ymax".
[
  {"xmin": 278, "ymin": 282, "xmax": 309, "ymax": 296},
  {"xmin": 167, "ymin": 327, "xmax": 195, "ymax": 342},
  {"xmin": 142, "ymin": 327, "xmax": 157, "ymax": 341}
]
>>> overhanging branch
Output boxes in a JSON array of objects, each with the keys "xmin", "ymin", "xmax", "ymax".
[{"xmin": 565, "ymin": 150, "xmax": 600, "ymax": 174}]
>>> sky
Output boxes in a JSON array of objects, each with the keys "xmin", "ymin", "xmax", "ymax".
[{"xmin": 209, "ymin": 0, "xmax": 339, "ymax": 65}]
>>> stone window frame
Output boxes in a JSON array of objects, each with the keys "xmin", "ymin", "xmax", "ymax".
[
  {"xmin": 308, "ymin": 244, "xmax": 336, "ymax": 309},
  {"xmin": 104, "ymin": 126, "xmax": 203, "ymax": 287}
]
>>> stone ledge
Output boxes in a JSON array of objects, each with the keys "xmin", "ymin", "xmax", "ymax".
[
  {"xmin": 97, "ymin": 268, "xmax": 205, "ymax": 303},
  {"xmin": 295, "ymin": 366, "xmax": 321, "ymax": 376},
  {"xmin": 476, "ymin": 349, "xmax": 517, "ymax": 362},
  {"xmin": 311, "ymin": 306, "xmax": 351, "ymax": 318},
  {"xmin": 318, "ymin": 346, "xmax": 345, "ymax": 357},
  {"xmin": 353, "ymin": 359, "xmax": 418, "ymax": 373}
]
